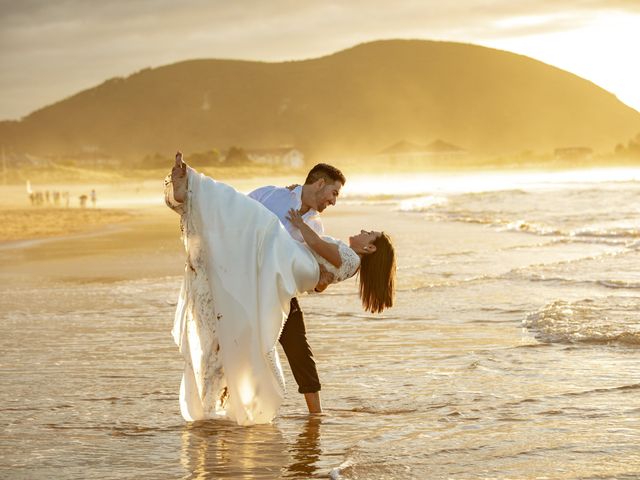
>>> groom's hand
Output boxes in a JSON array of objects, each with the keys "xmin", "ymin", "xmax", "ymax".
[{"xmin": 314, "ymin": 264, "xmax": 334, "ymax": 293}]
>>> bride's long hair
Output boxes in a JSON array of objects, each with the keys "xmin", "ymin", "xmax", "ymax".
[{"xmin": 358, "ymin": 232, "xmax": 396, "ymax": 313}]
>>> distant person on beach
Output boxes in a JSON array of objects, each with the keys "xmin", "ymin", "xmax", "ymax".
[
  {"xmin": 79, "ymin": 194, "xmax": 88, "ymax": 208},
  {"xmin": 90, "ymin": 189, "xmax": 96, "ymax": 208},
  {"xmin": 165, "ymin": 152, "xmax": 395, "ymax": 425},
  {"xmin": 26, "ymin": 180, "xmax": 33, "ymax": 205}
]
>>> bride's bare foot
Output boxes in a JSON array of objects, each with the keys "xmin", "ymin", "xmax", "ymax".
[{"xmin": 172, "ymin": 151, "xmax": 188, "ymax": 203}]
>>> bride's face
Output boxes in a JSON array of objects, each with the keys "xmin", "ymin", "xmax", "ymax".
[{"xmin": 349, "ymin": 230, "xmax": 381, "ymax": 254}]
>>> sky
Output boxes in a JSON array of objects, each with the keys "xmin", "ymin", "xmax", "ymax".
[{"xmin": 1, "ymin": 0, "xmax": 639, "ymax": 121}]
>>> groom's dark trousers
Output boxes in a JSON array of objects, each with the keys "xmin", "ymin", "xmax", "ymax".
[{"xmin": 278, "ymin": 298, "xmax": 321, "ymax": 393}]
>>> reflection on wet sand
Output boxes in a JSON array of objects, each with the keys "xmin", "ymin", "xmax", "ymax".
[
  {"xmin": 181, "ymin": 420, "xmax": 287, "ymax": 478},
  {"xmin": 180, "ymin": 416, "xmax": 323, "ymax": 479},
  {"xmin": 283, "ymin": 416, "xmax": 322, "ymax": 478}
]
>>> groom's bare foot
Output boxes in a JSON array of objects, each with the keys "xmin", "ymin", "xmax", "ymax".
[{"xmin": 304, "ymin": 392, "xmax": 323, "ymax": 414}]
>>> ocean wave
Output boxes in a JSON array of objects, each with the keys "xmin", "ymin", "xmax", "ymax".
[
  {"xmin": 412, "ymin": 210, "xmax": 565, "ymax": 234},
  {"xmin": 560, "ymin": 383, "xmax": 640, "ymax": 397},
  {"xmin": 432, "ymin": 212, "xmax": 640, "ymax": 246},
  {"xmin": 499, "ymin": 220, "xmax": 562, "ymax": 236},
  {"xmin": 500, "ymin": 248, "xmax": 640, "ymax": 289},
  {"xmin": 549, "ymin": 237, "xmax": 629, "ymax": 247},
  {"xmin": 398, "ymin": 195, "xmax": 448, "ymax": 212},
  {"xmin": 571, "ymin": 227, "xmax": 640, "ymax": 239},
  {"xmin": 393, "ymin": 252, "xmax": 640, "ymax": 292},
  {"xmin": 524, "ymin": 274, "xmax": 640, "ymax": 290},
  {"xmin": 343, "ymin": 193, "xmax": 415, "ymax": 202},
  {"xmin": 408, "ymin": 274, "xmax": 495, "ymax": 292},
  {"xmin": 342, "ymin": 192, "xmax": 447, "ymax": 207},
  {"xmin": 523, "ymin": 298, "xmax": 640, "ymax": 346},
  {"xmin": 425, "ymin": 211, "xmax": 498, "ymax": 225},
  {"xmin": 330, "ymin": 455, "xmax": 413, "ymax": 480},
  {"xmin": 597, "ymin": 279, "xmax": 640, "ymax": 289}
]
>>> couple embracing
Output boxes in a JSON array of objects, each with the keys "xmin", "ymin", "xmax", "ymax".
[{"xmin": 165, "ymin": 152, "xmax": 395, "ymax": 426}]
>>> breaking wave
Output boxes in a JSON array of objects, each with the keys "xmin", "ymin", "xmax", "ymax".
[{"xmin": 523, "ymin": 298, "xmax": 640, "ymax": 346}]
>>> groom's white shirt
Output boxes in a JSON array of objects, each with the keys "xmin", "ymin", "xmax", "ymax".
[{"xmin": 248, "ymin": 185, "xmax": 323, "ymax": 243}]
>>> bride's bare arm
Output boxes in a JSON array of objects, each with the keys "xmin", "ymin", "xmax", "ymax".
[{"xmin": 287, "ymin": 208, "xmax": 342, "ymax": 268}]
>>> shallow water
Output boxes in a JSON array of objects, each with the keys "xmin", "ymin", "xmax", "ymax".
[{"xmin": 2, "ymin": 169, "xmax": 640, "ymax": 479}]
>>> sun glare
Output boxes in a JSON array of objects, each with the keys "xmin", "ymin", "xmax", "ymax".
[
  {"xmin": 493, "ymin": 13, "xmax": 570, "ymax": 30},
  {"xmin": 343, "ymin": 168, "xmax": 640, "ymax": 198},
  {"xmin": 482, "ymin": 11, "xmax": 640, "ymax": 112}
]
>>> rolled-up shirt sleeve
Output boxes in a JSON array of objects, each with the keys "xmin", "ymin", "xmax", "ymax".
[{"xmin": 247, "ymin": 185, "xmax": 273, "ymax": 203}]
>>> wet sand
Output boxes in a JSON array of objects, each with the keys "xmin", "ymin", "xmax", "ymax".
[
  {"xmin": 0, "ymin": 208, "xmax": 135, "ymax": 243},
  {"xmin": 0, "ymin": 209, "xmax": 177, "ymax": 284}
]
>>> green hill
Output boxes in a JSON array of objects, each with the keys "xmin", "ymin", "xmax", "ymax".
[{"xmin": 2, "ymin": 39, "xmax": 639, "ymax": 162}]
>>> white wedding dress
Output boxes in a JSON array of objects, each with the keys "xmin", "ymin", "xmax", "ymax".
[{"xmin": 165, "ymin": 169, "xmax": 359, "ymax": 426}]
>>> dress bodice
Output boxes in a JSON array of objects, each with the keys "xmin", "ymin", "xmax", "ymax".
[{"xmin": 311, "ymin": 236, "xmax": 360, "ymax": 284}]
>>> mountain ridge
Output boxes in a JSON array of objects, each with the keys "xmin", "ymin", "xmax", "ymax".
[{"xmin": 2, "ymin": 39, "xmax": 639, "ymax": 162}]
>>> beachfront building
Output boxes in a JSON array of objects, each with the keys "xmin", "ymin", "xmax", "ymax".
[
  {"xmin": 554, "ymin": 146, "xmax": 594, "ymax": 161},
  {"xmin": 377, "ymin": 139, "xmax": 466, "ymax": 165},
  {"xmin": 245, "ymin": 147, "xmax": 305, "ymax": 168}
]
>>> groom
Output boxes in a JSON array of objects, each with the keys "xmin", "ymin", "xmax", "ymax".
[{"xmin": 248, "ymin": 163, "xmax": 346, "ymax": 414}]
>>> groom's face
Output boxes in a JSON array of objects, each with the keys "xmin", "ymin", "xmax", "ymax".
[{"xmin": 314, "ymin": 179, "xmax": 343, "ymax": 212}]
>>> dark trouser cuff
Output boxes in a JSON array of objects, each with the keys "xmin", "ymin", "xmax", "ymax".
[{"xmin": 298, "ymin": 384, "xmax": 321, "ymax": 394}]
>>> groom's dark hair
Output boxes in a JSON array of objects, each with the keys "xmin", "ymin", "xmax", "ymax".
[{"xmin": 304, "ymin": 163, "xmax": 346, "ymax": 186}]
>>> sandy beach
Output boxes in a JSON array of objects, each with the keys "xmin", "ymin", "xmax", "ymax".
[{"xmin": 0, "ymin": 208, "xmax": 135, "ymax": 243}]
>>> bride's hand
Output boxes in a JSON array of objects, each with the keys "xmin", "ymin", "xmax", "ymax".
[{"xmin": 287, "ymin": 208, "xmax": 304, "ymax": 228}]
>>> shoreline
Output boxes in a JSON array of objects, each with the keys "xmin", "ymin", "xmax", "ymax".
[
  {"xmin": 0, "ymin": 205, "xmax": 183, "ymax": 285},
  {"xmin": 4, "ymin": 159, "xmax": 640, "ymax": 186},
  {"xmin": 0, "ymin": 202, "xmax": 394, "ymax": 286},
  {"xmin": 0, "ymin": 221, "xmax": 132, "ymax": 251}
]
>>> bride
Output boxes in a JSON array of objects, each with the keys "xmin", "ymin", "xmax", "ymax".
[{"xmin": 165, "ymin": 153, "xmax": 395, "ymax": 425}]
